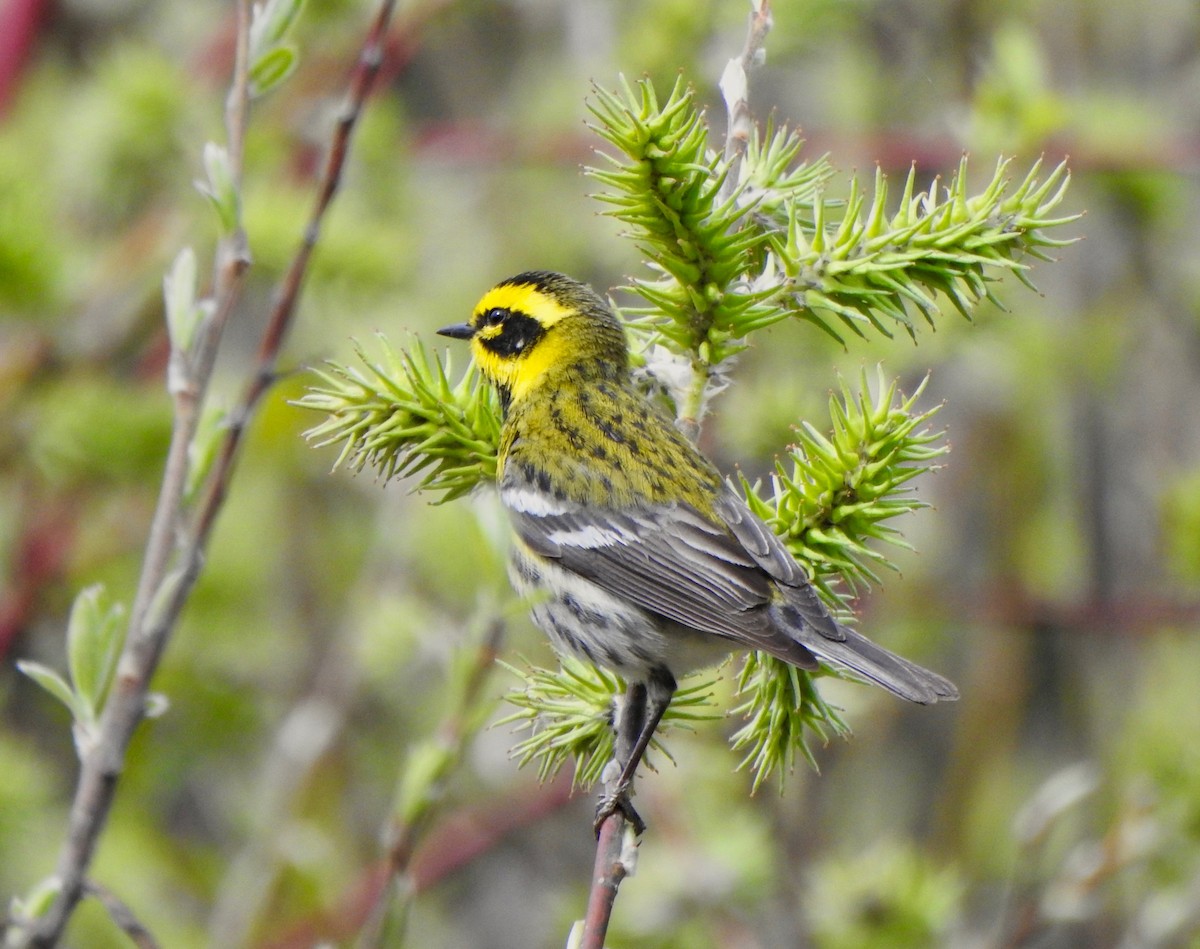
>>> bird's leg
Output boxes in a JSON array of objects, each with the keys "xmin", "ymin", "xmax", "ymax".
[
  {"xmin": 594, "ymin": 671, "xmax": 675, "ymax": 836},
  {"xmin": 596, "ymin": 682, "xmax": 648, "ymax": 834}
]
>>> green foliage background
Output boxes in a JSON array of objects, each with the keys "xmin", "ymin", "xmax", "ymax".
[{"xmin": 2, "ymin": 1, "xmax": 1199, "ymax": 946}]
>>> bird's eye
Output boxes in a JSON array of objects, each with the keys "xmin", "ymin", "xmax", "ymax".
[{"xmin": 482, "ymin": 308, "xmax": 506, "ymax": 327}]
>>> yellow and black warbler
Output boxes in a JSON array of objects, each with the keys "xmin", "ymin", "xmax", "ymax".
[{"xmin": 439, "ymin": 271, "xmax": 957, "ymax": 827}]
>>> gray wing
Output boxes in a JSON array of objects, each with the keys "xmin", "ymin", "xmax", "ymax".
[
  {"xmin": 716, "ymin": 493, "xmax": 958, "ymax": 703},
  {"xmin": 508, "ymin": 487, "xmax": 957, "ymax": 703},
  {"xmin": 507, "ymin": 490, "xmax": 819, "ymax": 668},
  {"xmin": 713, "ymin": 493, "xmax": 844, "ymax": 642}
]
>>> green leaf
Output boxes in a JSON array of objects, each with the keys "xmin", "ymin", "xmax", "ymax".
[
  {"xmin": 586, "ymin": 76, "xmax": 764, "ymax": 365},
  {"xmin": 17, "ymin": 660, "xmax": 89, "ymax": 725},
  {"xmin": 295, "ymin": 334, "xmax": 501, "ymax": 502},
  {"xmin": 739, "ymin": 366, "xmax": 946, "ymax": 605},
  {"xmin": 731, "ymin": 652, "xmax": 850, "ymax": 792},
  {"xmin": 249, "ymin": 45, "xmax": 298, "ymax": 98},
  {"xmin": 8, "ymin": 875, "xmax": 63, "ymax": 926},
  {"xmin": 249, "ymin": 0, "xmax": 306, "ymax": 59},
  {"xmin": 65, "ymin": 584, "xmax": 127, "ymax": 721},
  {"xmin": 195, "ymin": 142, "xmax": 239, "ymax": 234},
  {"xmin": 163, "ymin": 246, "xmax": 201, "ymax": 355}
]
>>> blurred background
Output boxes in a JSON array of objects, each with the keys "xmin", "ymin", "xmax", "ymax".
[{"xmin": 2, "ymin": 0, "xmax": 1199, "ymax": 946}]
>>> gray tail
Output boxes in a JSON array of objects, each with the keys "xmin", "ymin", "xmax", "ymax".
[
  {"xmin": 770, "ymin": 596, "xmax": 958, "ymax": 705},
  {"xmin": 807, "ymin": 621, "xmax": 958, "ymax": 704}
]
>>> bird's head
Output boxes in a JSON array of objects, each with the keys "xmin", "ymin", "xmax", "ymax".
[{"xmin": 438, "ymin": 272, "xmax": 628, "ymax": 410}]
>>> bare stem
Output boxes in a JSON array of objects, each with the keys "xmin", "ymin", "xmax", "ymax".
[
  {"xmin": 20, "ymin": 2, "xmax": 396, "ymax": 943},
  {"xmin": 581, "ymin": 817, "xmax": 632, "ymax": 949},
  {"xmin": 355, "ymin": 620, "xmax": 505, "ymax": 948},
  {"xmin": 579, "ymin": 682, "xmax": 645, "ymax": 949},
  {"xmin": 81, "ymin": 882, "xmax": 162, "ymax": 949},
  {"xmin": 194, "ymin": 0, "xmax": 397, "ymax": 541},
  {"xmin": 718, "ymin": 0, "xmax": 773, "ymax": 206},
  {"xmin": 22, "ymin": 5, "xmax": 253, "ymax": 943}
]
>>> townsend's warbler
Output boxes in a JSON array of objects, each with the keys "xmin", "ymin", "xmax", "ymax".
[{"xmin": 438, "ymin": 271, "xmax": 957, "ymax": 829}]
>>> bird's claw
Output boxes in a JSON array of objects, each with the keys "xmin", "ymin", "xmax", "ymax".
[{"xmin": 594, "ymin": 781, "xmax": 646, "ymax": 837}]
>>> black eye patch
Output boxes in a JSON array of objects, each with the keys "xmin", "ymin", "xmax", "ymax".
[{"xmin": 478, "ymin": 310, "xmax": 546, "ymax": 358}]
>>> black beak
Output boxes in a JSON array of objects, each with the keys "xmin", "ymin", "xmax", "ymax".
[{"xmin": 437, "ymin": 322, "xmax": 475, "ymax": 340}]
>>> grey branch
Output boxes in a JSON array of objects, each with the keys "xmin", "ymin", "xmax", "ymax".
[
  {"xmin": 718, "ymin": 0, "xmax": 773, "ymax": 206},
  {"xmin": 18, "ymin": 1, "xmax": 397, "ymax": 943},
  {"xmin": 81, "ymin": 882, "xmax": 162, "ymax": 949}
]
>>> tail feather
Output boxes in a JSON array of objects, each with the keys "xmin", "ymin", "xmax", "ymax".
[
  {"xmin": 808, "ymin": 623, "xmax": 958, "ymax": 704},
  {"xmin": 768, "ymin": 602, "xmax": 958, "ymax": 705}
]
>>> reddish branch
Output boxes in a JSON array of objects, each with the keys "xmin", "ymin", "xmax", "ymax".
[
  {"xmin": 579, "ymin": 682, "xmax": 644, "ymax": 949},
  {"xmin": 19, "ymin": 4, "xmax": 253, "ymax": 941},
  {"xmin": 194, "ymin": 0, "xmax": 396, "ymax": 542},
  {"xmin": 261, "ymin": 776, "xmax": 576, "ymax": 949},
  {"xmin": 581, "ymin": 811, "xmax": 633, "ymax": 949}
]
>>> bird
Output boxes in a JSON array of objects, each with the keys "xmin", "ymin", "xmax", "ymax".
[{"xmin": 438, "ymin": 270, "xmax": 957, "ymax": 832}]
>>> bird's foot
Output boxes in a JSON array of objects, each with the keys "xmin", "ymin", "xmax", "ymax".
[{"xmin": 594, "ymin": 781, "xmax": 645, "ymax": 837}]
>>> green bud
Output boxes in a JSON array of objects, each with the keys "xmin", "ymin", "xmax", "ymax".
[
  {"xmin": 249, "ymin": 0, "xmax": 306, "ymax": 59},
  {"xmin": 66, "ymin": 584, "xmax": 127, "ymax": 725},
  {"xmin": 396, "ymin": 740, "xmax": 455, "ymax": 828},
  {"xmin": 8, "ymin": 876, "xmax": 63, "ymax": 928},
  {"xmin": 163, "ymin": 246, "xmax": 203, "ymax": 356},
  {"xmin": 185, "ymin": 404, "xmax": 228, "ymax": 503},
  {"xmin": 249, "ymin": 45, "xmax": 298, "ymax": 98},
  {"xmin": 196, "ymin": 142, "xmax": 239, "ymax": 234}
]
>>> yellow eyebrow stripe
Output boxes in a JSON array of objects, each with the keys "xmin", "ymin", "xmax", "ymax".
[{"xmin": 474, "ymin": 283, "xmax": 573, "ymax": 327}]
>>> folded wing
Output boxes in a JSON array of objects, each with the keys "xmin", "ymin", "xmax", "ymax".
[{"xmin": 508, "ymin": 487, "xmax": 956, "ymax": 704}]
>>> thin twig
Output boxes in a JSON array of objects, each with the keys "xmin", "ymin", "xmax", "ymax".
[
  {"xmin": 129, "ymin": 6, "xmax": 253, "ymax": 649},
  {"xmin": 194, "ymin": 0, "xmax": 397, "ymax": 541},
  {"xmin": 81, "ymin": 881, "xmax": 162, "ymax": 949},
  {"xmin": 20, "ymin": 2, "xmax": 396, "ymax": 944},
  {"xmin": 579, "ymin": 682, "xmax": 644, "ymax": 949},
  {"xmin": 21, "ymin": 4, "xmax": 254, "ymax": 944},
  {"xmin": 207, "ymin": 602, "xmax": 361, "ymax": 946},
  {"xmin": 355, "ymin": 619, "xmax": 505, "ymax": 948},
  {"xmin": 717, "ymin": 0, "xmax": 773, "ymax": 206},
  {"xmin": 581, "ymin": 817, "xmax": 632, "ymax": 947}
]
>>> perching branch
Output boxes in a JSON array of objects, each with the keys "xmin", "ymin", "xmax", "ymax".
[
  {"xmin": 578, "ymin": 683, "xmax": 646, "ymax": 949},
  {"xmin": 575, "ymin": 9, "xmax": 783, "ymax": 940},
  {"xmin": 18, "ymin": 2, "xmax": 397, "ymax": 944}
]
